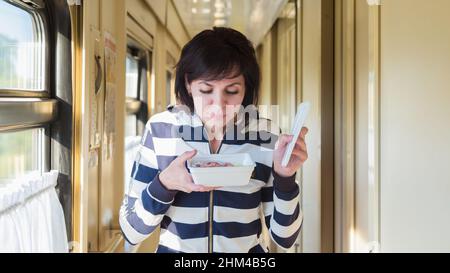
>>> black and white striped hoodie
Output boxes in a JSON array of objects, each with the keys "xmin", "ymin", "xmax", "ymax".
[{"xmin": 119, "ymin": 104, "xmax": 303, "ymax": 253}]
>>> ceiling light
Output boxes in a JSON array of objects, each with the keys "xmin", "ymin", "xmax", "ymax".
[
  {"xmin": 202, "ymin": 8, "xmax": 211, "ymax": 14},
  {"xmin": 214, "ymin": 19, "xmax": 226, "ymax": 26},
  {"xmin": 214, "ymin": 1, "xmax": 225, "ymax": 9},
  {"xmin": 192, "ymin": 7, "xmax": 197, "ymax": 13},
  {"xmin": 214, "ymin": 11, "xmax": 225, "ymax": 18}
]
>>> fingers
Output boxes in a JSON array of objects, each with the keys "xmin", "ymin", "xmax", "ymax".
[
  {"xmin": 176, "ymin": 149, "xmax": 197, "ymax": 165},
  {"xmin": 276, "ymin": 128, "xmax": 308, "ymax": 151},
  {"xmin": 185, "ymin": 182, "xmax": 217, "ymax": 193},
  {"xmin": 166, "ymin": 150, "xmax": 221, "ymax": 193},
  {"xmin": 299, "ymin": 152, "xmax": 308, "ymax": 162},
  {"xmin": 291, "ymin": 149, "xmax": 308, "ymax": 161},
  {"xmin": 299, "ymin": 127, "xmax": 309, "ymax": 139},
  {"xmin": 293, "ymin": 127, "xmax": 308, "ymax": 151},
  {"xmin": 292, "ymin": 139, "xmax": 308, "ymax": 160},
  {"xmin": 294, "ymin": 139, "xmax": 307, "ymax": 151},
  {"xmin": 192, "ymin": 184, "xmax": 220, "ymax": 192},
  {"xmin": 291, "ymin": 128, "xmax": 308, "ymax": 161},
  {"xmin": 186, "ymin": 182, "xmax": 204, "ymax": 193},
  {"xmin": 276, "ymin": 134, "xmax": 294, "ymax": 150},
  {"xmin": 178, "ymin": 174, "xmax": 217, "ymax": 193},
  {"xmin": 198, "ymin": 186, "xmax": 219, "ymax": 192}
]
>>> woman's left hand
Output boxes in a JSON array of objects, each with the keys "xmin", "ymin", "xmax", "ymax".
[{"xmin": 273, "ymin": 127, "xmax": 309, "ymax": 177}]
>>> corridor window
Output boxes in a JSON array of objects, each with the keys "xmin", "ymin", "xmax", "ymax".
[
  {"xmin": 125, "ymin": 44, "xmax": 150, "ymax": 137},
  {"xmin": 0, "ymin": 0, "xmax": 46, "ymax": 92},
  {"xmin": 126, "ymin": 54, "xmax": 139, "ymax": 100},
  {"xmin": 125, "ymin": 115, "xmax": 137, "ymax": 138},
  {"xmin": 125, "ymin": 52, "xmax": 141, "ymax": 137},
  {"xmin": 124, "ymin": 41, "xmax": 151, "ymax": 192},
  {"xmin": 166, "ymin": 52, "xmax": 176, "ymax": 105}
]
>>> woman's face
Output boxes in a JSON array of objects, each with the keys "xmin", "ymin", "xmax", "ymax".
[{"xmin": 187, "ymin": 74, "xmax": 245, "ymax": 132}]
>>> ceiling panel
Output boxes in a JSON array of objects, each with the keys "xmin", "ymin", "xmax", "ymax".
[{"xmin": 172, "ymin": 0, "xmax": 289, "ymax": 46}]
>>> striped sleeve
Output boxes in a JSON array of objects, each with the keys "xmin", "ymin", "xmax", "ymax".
[
  {"xmin": 119, "ymin": 119, "xmax": 177, "ymax": 245},
  {"xmin": 261, "ymin": 126, "xmax": 303, "ymax": 250}
]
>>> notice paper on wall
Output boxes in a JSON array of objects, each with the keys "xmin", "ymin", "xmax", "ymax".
[
  {"xmin": 103, "ymin": 31, "xmax": 117, "ymax": 160},
  {"xmin": 89, "ymin": 27, "xmax": 101, "ymax": 152}
]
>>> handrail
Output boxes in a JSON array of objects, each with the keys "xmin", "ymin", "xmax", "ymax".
[
  {"xmin": 0, "ymin": 98, "xmax": 58, "ymax": 132},
  {"xmin": 0, "ymin": 89, "xmax": 49, "ymax": 98},
  {"xmin": 103, "ymin": 231, "xmax": 124, "ymax": 253}
]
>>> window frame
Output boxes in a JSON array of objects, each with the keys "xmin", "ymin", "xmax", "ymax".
[
  {"xmin": 0, "ymin": 0, "xmax": 55, "ymax": 178},
  {"xmin": 0, "ymin": 0, "xmax": 56, "ymax": 131},
  {"xmin": 0, "ymin": 0, "xmax": 74, "ymax": 245}
]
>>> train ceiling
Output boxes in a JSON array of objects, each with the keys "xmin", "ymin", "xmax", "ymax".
[{"xmin": 172, "ymin": 0, "xmax": 290, "ymax": 46}]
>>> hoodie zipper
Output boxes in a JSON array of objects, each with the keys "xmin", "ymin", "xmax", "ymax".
[
  {"xmin": 208, "ymin": 191, "xmax": 214, "ymax": 253},
  {"xmin": 193, "ymin": 112, "xmax": 242, "ymax": 253},
  {"xmin": 205, "ymin": 129, "xmax": 224, "ymax": 254}
]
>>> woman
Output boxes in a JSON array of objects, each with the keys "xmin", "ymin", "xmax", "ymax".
[{"xmin": 119, "ymin": 27, "xmax": 308, "ymax": 253}]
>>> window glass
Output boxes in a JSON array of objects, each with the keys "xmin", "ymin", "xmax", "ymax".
[
  {"xmin": 126, "ymin": 55, "xmax": 139, "ymax": 98},
  {"xmin": 125, "ymin": 114, "xmax": 137, "ymax": 137},
  {"xmin": 0, "ymin": 128, "xmax": 44, "ymax": 184},
  {"xmin": 124, "ymin": 44, "xmax": 150, "ymax": 194},
  {"xmin": 0, "ymin": 0, "xmax": 45, "ymax": 90}
]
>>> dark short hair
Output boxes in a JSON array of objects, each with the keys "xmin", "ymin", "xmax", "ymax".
[{"xmin": 174, "ymin": 27, "xmax": 260, "ymax": 112}]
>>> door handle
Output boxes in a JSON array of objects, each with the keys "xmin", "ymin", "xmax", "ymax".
[{"xmin": 95, "ymin": 55, "xmax": 102, "ymax": 95}]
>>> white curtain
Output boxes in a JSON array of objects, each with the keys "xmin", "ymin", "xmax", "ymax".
[{"xmin": 0, "ymin": 170, "xmax": 68, "ymax": 253}]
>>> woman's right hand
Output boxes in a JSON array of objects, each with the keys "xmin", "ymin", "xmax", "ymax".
[{"xmin": 159, "ymin": 150, "xmax": 217, "ymax": 193}]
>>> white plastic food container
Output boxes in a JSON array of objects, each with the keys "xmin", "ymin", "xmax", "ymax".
[{"xmin": 187, "ymin": 153, "xmax": 256, "ymax": 187}]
